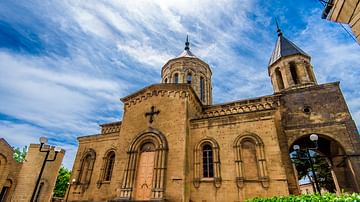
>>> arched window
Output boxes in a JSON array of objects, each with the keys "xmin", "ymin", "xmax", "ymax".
[
  {"xmin": 200, "ymin": 77, "xmax": 205, "ymax": 101},
  {"xmin": 0, "ymin": 179, "xmax": 11, "ymax": 202},
  {"xmin": 104, "ymin": 151, "xmax": 115, "ymax": 181},
  {"xmin": 187, "ymin": 73, "xmax": 192, "ymax": 84},
  {"xmin": 193, "ymin": 138, "xmax": 221, "ymax": 188},
  {"xmin": 275, "ymin": 68, "xmax": 284, "ymax": 90},
  {"xmin": 164, "ymin": 78, "xmax": 168, "ymax": 83},
  {"xmin": 289, "ymin": 62, "xmax": 299, "ymax": 84},
  {"xmin": 77, "ymin": 149, "xmax": 96, "ymax": 189},
  {"xmin": 234, "ymin": 133, "xmax": 269, "ymax": 189},
  {"xmin": 202, "ymin": 144, "xmax": 214, "ymax": 178},
  {"xmin": 174, "ymin": 73, "xmax": 179, "ymax": 83}
]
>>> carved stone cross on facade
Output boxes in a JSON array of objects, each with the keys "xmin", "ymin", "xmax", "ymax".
[{"xmin": 145, "ymin": 106, "xmax": 160, "ymax": 124}]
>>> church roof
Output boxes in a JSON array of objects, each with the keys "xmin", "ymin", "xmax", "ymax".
[
  {"xmin": 176, "ymin": 35, "xmax": 198, "ymax": 58},
  {"xmin": 176, "ymin": 49, "xmax": 197, "ymax": 58},
  {"xmin": 269, "ymin": 30, "xmax": 309, "ymax": 66}
]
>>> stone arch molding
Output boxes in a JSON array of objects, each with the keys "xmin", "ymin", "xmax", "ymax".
[
  {"xmin": 97, "ymin": 148, "xmax": 117, "ymax": 188},
  {"xmin": 119, "ymin": 128, "xmax": 168, "ymax": 200},
  {"xmin": 193, "ymin": 137, "xmax": 221, "ymax": 188},
  {"xmin": 76, "ymin": 148, "xmax": 96, "ymax": 190},
  {"xmin": 233, "ymin": 132, "xmax": 269, "ymax": 189},
  {"xmin": 0, "ymin": 154, "xmax": 8, "ymax": 181}
]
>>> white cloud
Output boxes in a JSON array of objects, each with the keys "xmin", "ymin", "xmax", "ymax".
[{"xmin": 0, "ymin": 0, "xmax": 359, "ymax": 171}]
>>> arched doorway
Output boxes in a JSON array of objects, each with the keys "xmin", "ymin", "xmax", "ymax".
[
  {"xmin": 119, "ymin": 129, "xmax": 168, "ymax": 200},
  {"xmin": 289, "ymin": 134, "xmax": 358, "ymax": 193},
  {"xmin": 134, "ymin": 142, "xmax": 156, "ymax": 200}
]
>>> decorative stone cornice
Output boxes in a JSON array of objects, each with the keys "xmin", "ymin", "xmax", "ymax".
[
  {"xmin": 161, "ymin": 56, "xmax": 212, "ymax": 77},
  {"xmin": 100, "ymin": 121, "xmax": 122, "ymax": 134},
  {"xmin": 198, "ymin": 95, "xmax": 280, "ymax": 119},
  {"xmin": 121, "ymin": 83, "xmax": 202, "ymax": 108}
]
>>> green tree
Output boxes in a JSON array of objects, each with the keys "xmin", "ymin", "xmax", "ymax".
[
  {"xmin": 13, "ymin": 145, "xmax": 27, "ymax": 163},
  {"xmin": 53, "ymin": 166, "xmax": 71, "ymax": 197},
  {"xmin": 292, "ymin": 152, "xmax": 336, "ymax": 193}
]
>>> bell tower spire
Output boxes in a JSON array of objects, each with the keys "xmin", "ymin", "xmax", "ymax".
[
  {"xmin": 185, "ymin": 35, "xmax": 190, "ymax": 50},
  {"xmin": 268, "ymin": 22, "xmax": 317, "ymax": 93},
  {"xmin": 275, "ymin": 18, "xmax": 282, "ymax": 36}
]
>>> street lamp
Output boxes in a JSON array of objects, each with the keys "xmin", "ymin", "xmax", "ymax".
[
  {"xmin": 293, "ymin": 134, "xmax": 321, "ymax": 195},
  {"xmin": 30, "ymin": 137, "xmax": 62, "ymax": 202},
  {"xmin": 65, "ymin": 178, "xmax": 76, "ymax": 202}
]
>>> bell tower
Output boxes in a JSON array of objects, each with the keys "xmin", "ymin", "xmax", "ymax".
[
  {"xmin": 161, "ymin": 36, "xmax": 212, "ymax": 105},
  {"xmin": 268, "ymin": 24, "xmax": 317, "ymax": 93}
]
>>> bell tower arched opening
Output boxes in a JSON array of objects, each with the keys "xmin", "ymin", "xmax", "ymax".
[
  {"xmin": 268, "ymin": 26, "xmax": 317, "ymax": 92},
  {"xmin": 274, "ymin": 68, "xmax": 284, "ymax": 91}
]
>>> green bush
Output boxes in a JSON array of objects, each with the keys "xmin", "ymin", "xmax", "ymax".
[{"xmin": 245, "ymin": 192, "xmax": 360, "ymax": 202}]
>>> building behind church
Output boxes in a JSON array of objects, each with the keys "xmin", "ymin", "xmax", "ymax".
[
  {"xmin": 66, "ymin": 29, "xmax": 360, "ymax": 202},
  {"xmin": 322, "ymin": 0, "xmax": 360, "ymax": 44},
  {"xmin": 0, "ymin": 138, "xmax": 64, "ymax": 201}
]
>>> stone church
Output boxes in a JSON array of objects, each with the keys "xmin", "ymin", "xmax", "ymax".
[{"xmin": 66, "ymin": 29, "xmax": 360, "ymax": 202}]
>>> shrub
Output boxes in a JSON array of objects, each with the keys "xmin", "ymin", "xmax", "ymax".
[{"xmin": 245, "ymin": 192, "xmax": 360, "ymax": 202}]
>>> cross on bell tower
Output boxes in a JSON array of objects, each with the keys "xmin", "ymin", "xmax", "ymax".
[{"xmin": 145, "ymin": 106, "xmax": 160, "ymax": 124}]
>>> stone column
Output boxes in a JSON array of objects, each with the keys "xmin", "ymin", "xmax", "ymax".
[
  {"xmin": 295, "ymin": 62, "xmax": 310, "ymax": 84},
  {"xmin": 282, "ymin": 64, "xmax": 294, "ymax": 88},
  {"xmin": 270, "ymin": 73, "xmax": 279, "ymax": 92}
]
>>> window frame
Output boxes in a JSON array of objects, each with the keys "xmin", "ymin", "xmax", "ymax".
[
  {"xmin": 103, "ymin": 151, "xmax": 115, "ymax": 182},
  {"xmin": 202, "ymin": 144, "xmax": 214, "ymax": 178},
  {"xmin": 193, "ymin": 138, "xmax": 221, "ymax": 188}
]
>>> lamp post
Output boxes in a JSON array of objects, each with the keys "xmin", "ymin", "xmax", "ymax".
[
  {"xmin": 30, "ymin": 137, "xmax": 62, "ymax": 202},
  {"xmin": 65, "ymin": 178, "xmax": 76, "ymax": 202},
  {"xmin": 293, "ymin": 134, "xmax": 322, "ymax": 195}
]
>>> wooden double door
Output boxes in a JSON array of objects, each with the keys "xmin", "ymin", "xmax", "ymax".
[{"xmin": 134, "ymin": 150, "xmax": 155, "ymax": 200}]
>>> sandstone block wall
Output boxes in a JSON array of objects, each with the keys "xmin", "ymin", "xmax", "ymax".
[{"xmin": 12, "ymin": 144, "xmax": 64, "ymax": 202}]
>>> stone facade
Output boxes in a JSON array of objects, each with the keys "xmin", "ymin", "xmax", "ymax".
[
  {"xmin": 322, "ymin": 0, "xmax": 360, "ymax": 44},
  {"xmin": 0, "ymin": 138, "xmax": 21, "ymax": 202},
  {"xmin": 0, "ymin": 138, "xmax": 64, "ymax": 202},
  {"xmin": 66, "ymin": 35, "xmax": 360, "ymax": 202}
]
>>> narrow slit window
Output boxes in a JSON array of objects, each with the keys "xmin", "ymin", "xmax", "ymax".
[
  {"xmin": 200, "ymin": 77, "xmax": 205, "ymax": 101},
  {"xmin": 174, "ymin": 73, "xmax": 179, "ymax": 83},
  {"xmin": 187, "ymin": 73, "xmax": 192, "ymax": 84}
]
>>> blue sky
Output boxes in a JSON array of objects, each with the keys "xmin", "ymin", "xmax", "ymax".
[{"xmin": 0, "ymin": 0, "xmax": 359, "ymax": 169}]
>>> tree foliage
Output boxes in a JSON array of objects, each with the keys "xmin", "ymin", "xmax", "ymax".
[
  {"xmin": 53, "ymin": 166, "xmax": 71, "ymax": 197},
  {"xmin": 13, "ymin": 145, "xmax": 27, "ymax": 163},
  {"xmin": 246, "ymin": 192, "xmax": 360, "ymax": 202},
  {"xmin": 291, "ymin": 151, "xmax": 336, "ymax": 193}
]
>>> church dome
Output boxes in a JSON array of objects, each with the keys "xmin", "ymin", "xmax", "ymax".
[{"xmin": 161, "ymin": 36, "xmax": 212, "ymax": 105}]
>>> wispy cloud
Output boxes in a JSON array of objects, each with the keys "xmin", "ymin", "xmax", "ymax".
[{"xmin": 0, "ymin": 0, "xmax": 359, "ymax": 169}]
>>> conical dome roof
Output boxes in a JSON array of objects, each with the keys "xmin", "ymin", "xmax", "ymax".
[
  {"xmin": 269, "ymin": 31, "xmax": 309, "ymax": 66},
  {"xmin": 176, "ymin": 35, "xmax": 198, "ymax": 58}
]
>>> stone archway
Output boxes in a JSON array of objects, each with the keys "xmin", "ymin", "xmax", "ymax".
[
  {"xmin": 119, "ymin": 128, "xmax": 168, "ymax": 201},
  {"xmin": 289, "ymin": 134, "xmax": 359, "ymax": 193}
]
